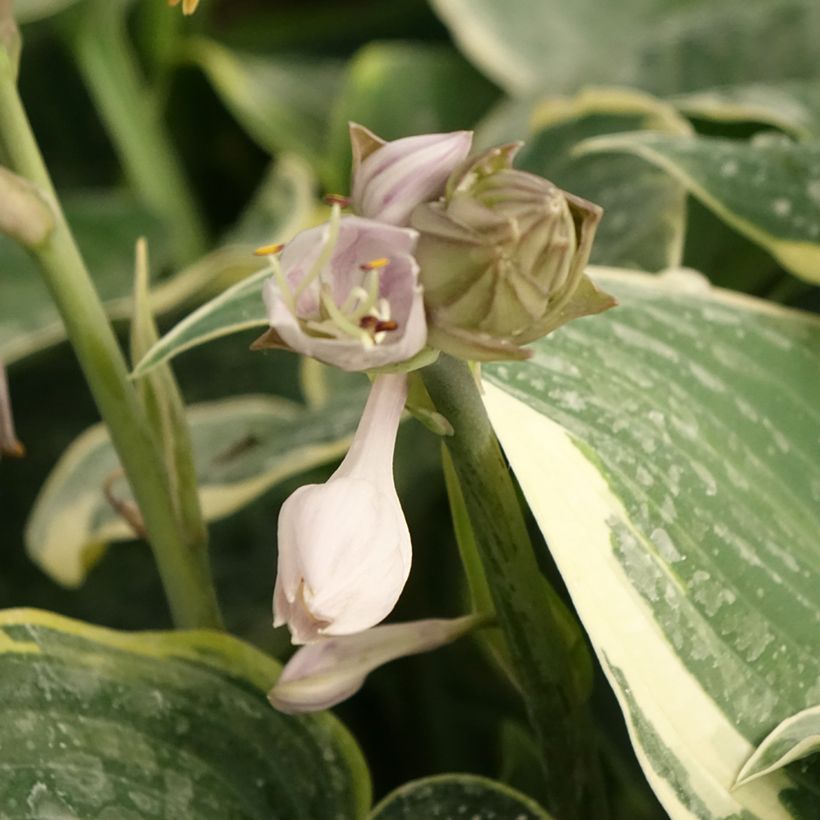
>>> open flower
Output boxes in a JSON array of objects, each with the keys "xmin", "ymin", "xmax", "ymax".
[
  {"xmin": 254, "ymin": 205, "xmax": 427, "ymax": 371},
  {"xmin": 273, "ymin": 373, "xmax": 411, "ymax": 644},
  {"xmin": 350, "ymin": 123, "xmax": 473, "ymax": 227}
]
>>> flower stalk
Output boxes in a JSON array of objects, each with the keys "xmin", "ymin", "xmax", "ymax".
[
  {"xmin": 0, "ymin": 44, "xmax": 221, "ymax": 629},
  {"xmin": 422, "ymin": 354, "xmax": 607, "ymax": 820}
]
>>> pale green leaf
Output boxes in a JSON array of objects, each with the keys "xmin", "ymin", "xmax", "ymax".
[
  {"xmin": 735, "ymin": 705, "xmax": 820, "ymax": 788},
  {"xmin": 672, "ymin": 81, "xmax": 820, "ymax": 142},
  {"xmin": 370, "ymin": 774, "xmax": 553, "ymax": 819},
  {"xmin": 131, "ymin": 267, "xmax": 269, "ymax": 378},
  {"xmin": 579, "ymin": 131, "xmax": 820, "ymax": 283},
  {"xmin": 430, "ymin": 0, "xmax": 820, "ymax": 96},
  {"xmin": 324, "ymin": 41, "xmax": 498, "ymax": 192},
  {"xmin": 26, "ymin": 389, "xmax": 367, "ymax": 587},
  {"xmin": 518, "ymin": 87, "xmax": 691, "ymax": 271},
  {"xmin": 483, "ymin": 267, "xmax": 820, "ymax": 818},
  {"xmin": 186, "ymin": 37, "xmax": 344, "ymax": 172},
  {"xmin": 0, "ymin": 608, "xmax": 371, "ymax": 817}
]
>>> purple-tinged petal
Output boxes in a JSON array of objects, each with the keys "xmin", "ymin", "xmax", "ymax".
[{"xmin": 351, "ymin": 129, "xmax": 473, "ymax": 226}]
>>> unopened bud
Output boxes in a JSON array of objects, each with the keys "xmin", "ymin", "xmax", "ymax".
[
  {"xmin": 412, "ymin": 144, "xmax": 615, "ymax": 361},
  {"xmin": 0, "ymin": 167, "xmax": 55, "ymax": 248}
]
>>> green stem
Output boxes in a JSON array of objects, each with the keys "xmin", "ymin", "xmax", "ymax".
[
  {"xmin": 423, "ymin": 355, "xmax": 606, "ymax": 820},
  {"xmin": 0, "ymin": 48, "xmax": 222, "ymax": 630},
  {"xmin": 61, "ymin": 0, "xmax": 206, "ymax": 263}
]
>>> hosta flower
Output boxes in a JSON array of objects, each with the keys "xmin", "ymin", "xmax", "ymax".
[
  {"xmin": 254, "ymin": 205, "xmax": 426, "ymax": 371},
  {"xmin": 273, "ymin": 373, "xmax": 411, "ymax": 644},
  {"xmin": 350, "ymin": 123, "xmax": 473, "ymax": 227},
  {"xmin": 168, "ymin": 0, "xmax": 199, "ymax": 14},
  {"xmin": 269, "ymin": 615, "xmax": 481, "ymax": 713},
  {"xmin": 411, "ymin": 143, "xmax": 615, "ymax": 361}
]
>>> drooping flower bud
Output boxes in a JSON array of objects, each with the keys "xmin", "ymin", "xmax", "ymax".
[
  {"xmin": 254, "ymin": 205, "xmax": 427, "ymax": 372},
  {"xmin": 411, "ymin": 143, "xmax": 616, "ymax": 361},
  {"xmin": 273, "ymin": 373, "xmax": 411, "ymax": 644},
  {"xmin": 269, "ymin": 615, "xmax": 481, "ymax": 713},
  {"xmin": 0, "ymin": 360, "xmax": 24, "ymax": 459},
  {"xmin": 350, "ymin": 123, "xmax": 473, "ymax": 227}
]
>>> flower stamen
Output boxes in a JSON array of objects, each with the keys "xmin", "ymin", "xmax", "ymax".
[
  {"xmin": 294, "ymin": 203, "xmax": 342, "ymax": 301},
  {"xmin": 360, "ymin": 257, "xmax": 390, "ymax": 272},
  {"xmin": 254, "ymin": 242, "xmax": 284, "ymax": 257}
]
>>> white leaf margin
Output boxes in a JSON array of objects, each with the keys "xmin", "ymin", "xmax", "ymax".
[
  {"xmin": 482, "ymin": 382, "xmax": 793, "ymax": 819},
  {"xmin": 735, "ymin": 704, "xmax": 820, "ymax": 788}
]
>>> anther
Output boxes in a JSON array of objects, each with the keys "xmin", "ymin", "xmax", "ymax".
[
  {"xmin": 360, "ymin": 316, "xmax": 398, "ymax": 333},
  {"xmin": 254, "ymin": 242, "xmax": 284, "ymax": 257},
  {"xmin": 324, "ymin": 194, "xmax": 351, "ymax": 208},
  {"xmin": 360, "ymin": 258, "xmax": 389, "ymax": 272}
]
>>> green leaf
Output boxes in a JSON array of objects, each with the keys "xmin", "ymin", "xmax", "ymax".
[
  {"xmin": 0, "ymin": 190, "xmax": 167, "ymax": 363},
  {"xmin": 518, "ymin": 87, "xmax": 691, "ymax": 271},
  {"xmin": 2, "ymin": 156, "xmax": 313, "ymax": 366},
  {"xmin": 735, "ymin": 705, "xmax": 820, "ymax": 788},
  {"xmin": 579, "ymin": 131, "xmax": 820, "ymax": 283},
  {"xmin": 186, "ymin": 37, "xmax": 344, "ymax": 173},
  {"xmin": 370, "ymin": 774, "xmax": 553, "ymax": 819},
  {"xmin": 131, "ymin": 267, "xmax": 269, "ymax": 378},
  {"xmin": 482, "ymin": 267, "xmax": 820, "ymax": 817},
  {"xmin": 672, "ymin": 81, "xmax": 820, "ymax": 142},
  {"xmin": 26, "ymin": 388, "xmax": 368, "ymax": 587},
  {"xmin": 429, "ymin": 0, "xmax": 820, "ymax": 97},
  {"xmin": 0, "ymin": 608, "xmax": 371, "ymax": 817},
  {"xmin": 324, "ymin": 41, "xmax": 499, "ymax": 192}
]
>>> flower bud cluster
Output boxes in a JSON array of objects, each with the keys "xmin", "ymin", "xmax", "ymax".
[{"xmin": 262, "ymin": 123, "xmax": 612, "ymax": 712}]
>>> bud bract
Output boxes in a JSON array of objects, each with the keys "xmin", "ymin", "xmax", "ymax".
[
  {"xmin": 255, "ymin": 207, "xmax": 427, "ymax": 372},
  {"xmin": 350, "ymin": 123, "xmax": 473, "ymax": 227},
  {"xmin": 273, "ymin": 374, "xmax": 411, "ymax": 644},
  {"xmin": 269, "ymin": 615, "xmax": 480, "ymax": 713},
  {"xmin": 411, "ymin": 143, "xmax": 615, "ymax": 361}
]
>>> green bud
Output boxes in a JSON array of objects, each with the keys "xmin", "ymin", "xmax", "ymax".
[{"xmin": 411, "ymin": 143, "xmax": 616, "ymax": 361}]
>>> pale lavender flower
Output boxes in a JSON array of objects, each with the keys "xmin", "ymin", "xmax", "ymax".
[
  {"xmin": 350, "ymin": 123, "xmax": 472, "ymax": 227},
  {"xmin": 256, "ymin": 205, "xmax": 426, "ymax": 371},
  {"xmin": 273, "ymin": 373, "xmax": 411, "ymax": 644},
  {"xmin": 269, "ymin": 615, "xmax": 481, "ymax": 713}
]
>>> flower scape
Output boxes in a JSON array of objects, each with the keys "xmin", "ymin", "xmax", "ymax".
[{"xmin": 263, "ymin": 123, "xmax": 614, "ymax": 711}]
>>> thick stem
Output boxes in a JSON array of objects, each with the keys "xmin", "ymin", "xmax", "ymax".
[
  {"xmin": 0, "ymin": 49, "xmax": 222, "ymax": 630},
  {"xmin": 422, "ymin": 355, "xmax": 606, "ymax": 820},
  {"xmin": 62, "ymin": 0, "xmax": 206, "ymax": 263}
]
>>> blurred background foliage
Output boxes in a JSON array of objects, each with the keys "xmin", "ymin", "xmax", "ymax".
[{"xmin": 3, "ymin": 0, "xmax": 819, "ymax": 815}]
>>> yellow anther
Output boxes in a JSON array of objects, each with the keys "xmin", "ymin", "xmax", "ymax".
[
  {"xmin": 360, "ymin": 257, "xmax": 390, "ymax": 271},
  {"xmin": 254, "ymin": 242, "xmax": 284, "ymax": 257}
]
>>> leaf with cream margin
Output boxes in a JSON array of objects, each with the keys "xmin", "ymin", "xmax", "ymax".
[
  {"xmin": 578, "ymin": 131, "xmax": 820, "ymax": 284},
  {"xmin": 0, "ymin": 608, "xmax": 371, "ymax": 817},
  {"xmin": 482, "ymin": 267, "xmax": 820, "ymax": 818},
  {"xmin": 429, "ymin": 0, "xmax": 820, "ymax": 97},
  {"xmin": 735, "ymin": 705, "xmax": 820, "ymax": 788},
  {"xmin": 517, "ymin": 87, "xmax": 691, "ymax": 272},
  {"xmin": 131, "ymin": 266, "xmax": 270, "ymax": 378},
  {"xmin": 671, "ymin": 81, "xmax": 820, "ymax": 142},
  {"xmin": 370, "ymin": 773, "xmax": 553, "ymax": 820},
  {"xmin": 26, "ymin": 388, "xmax": 367, "ymax": 587}
]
